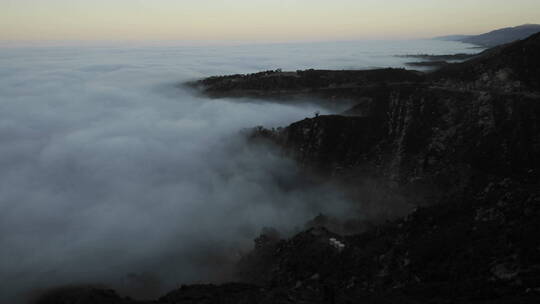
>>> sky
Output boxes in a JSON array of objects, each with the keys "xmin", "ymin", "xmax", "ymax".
[{"xmin": 1, "ymin": 0, "xmax": 540, "ymax": 42}]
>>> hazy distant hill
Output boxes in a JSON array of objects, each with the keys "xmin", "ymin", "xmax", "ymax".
[{"xmin": 435, "ymin": 24, "xmax": 540, "ymax": 47}]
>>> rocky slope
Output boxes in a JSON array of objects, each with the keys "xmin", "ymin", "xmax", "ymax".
[
  {"xmin": 251, "ymin": 87, "xmax": 539, "ymax": 202},
  {"xmin": 197, "ymin": 32, "xmax": 540, "ymax": 302},
  {"xmin": 36, "ymin": 33, "xmax": 540, "ymax": 303}
]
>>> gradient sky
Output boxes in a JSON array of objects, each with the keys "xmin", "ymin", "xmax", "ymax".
[{"xmin": 1, "ymin": 0, "xmax": 540, "ymax": 42}]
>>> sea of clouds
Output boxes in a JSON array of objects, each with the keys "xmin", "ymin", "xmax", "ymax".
[{"xmin": 0, "ymin": 39, "xmax": 477, "ymax": 302}]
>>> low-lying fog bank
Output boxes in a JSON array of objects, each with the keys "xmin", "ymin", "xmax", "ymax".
[{"xmin": 0, "ymin": 39, "xmax": 477, "ymax": 302}]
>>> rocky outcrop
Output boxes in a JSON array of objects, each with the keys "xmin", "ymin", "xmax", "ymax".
[{"xmin": 236, "ymin": 177, "xmax": 540, "ymax": 303}]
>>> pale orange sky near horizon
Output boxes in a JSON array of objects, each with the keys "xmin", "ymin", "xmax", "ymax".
[{"xmin": 1, "ymin": 0, "xmax": 540, "ymax": 42}]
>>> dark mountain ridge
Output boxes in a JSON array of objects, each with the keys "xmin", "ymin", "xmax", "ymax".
[
  {"xmin": 435, "ymin": 24, "xmax": 540, "ymax": 47},
  {"xmin": 432, "ymin": 32, "xmax": 540, "ymax": 90}
]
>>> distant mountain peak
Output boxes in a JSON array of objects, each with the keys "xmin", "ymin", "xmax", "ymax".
[{"xmin": 435, "ymin": 24, "xmax": 540, "ymax": 47}]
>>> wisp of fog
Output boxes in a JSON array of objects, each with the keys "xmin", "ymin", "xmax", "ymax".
[{"xmin": 0, "ymin": 39, "xmax": 476, "ymax": 302}]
